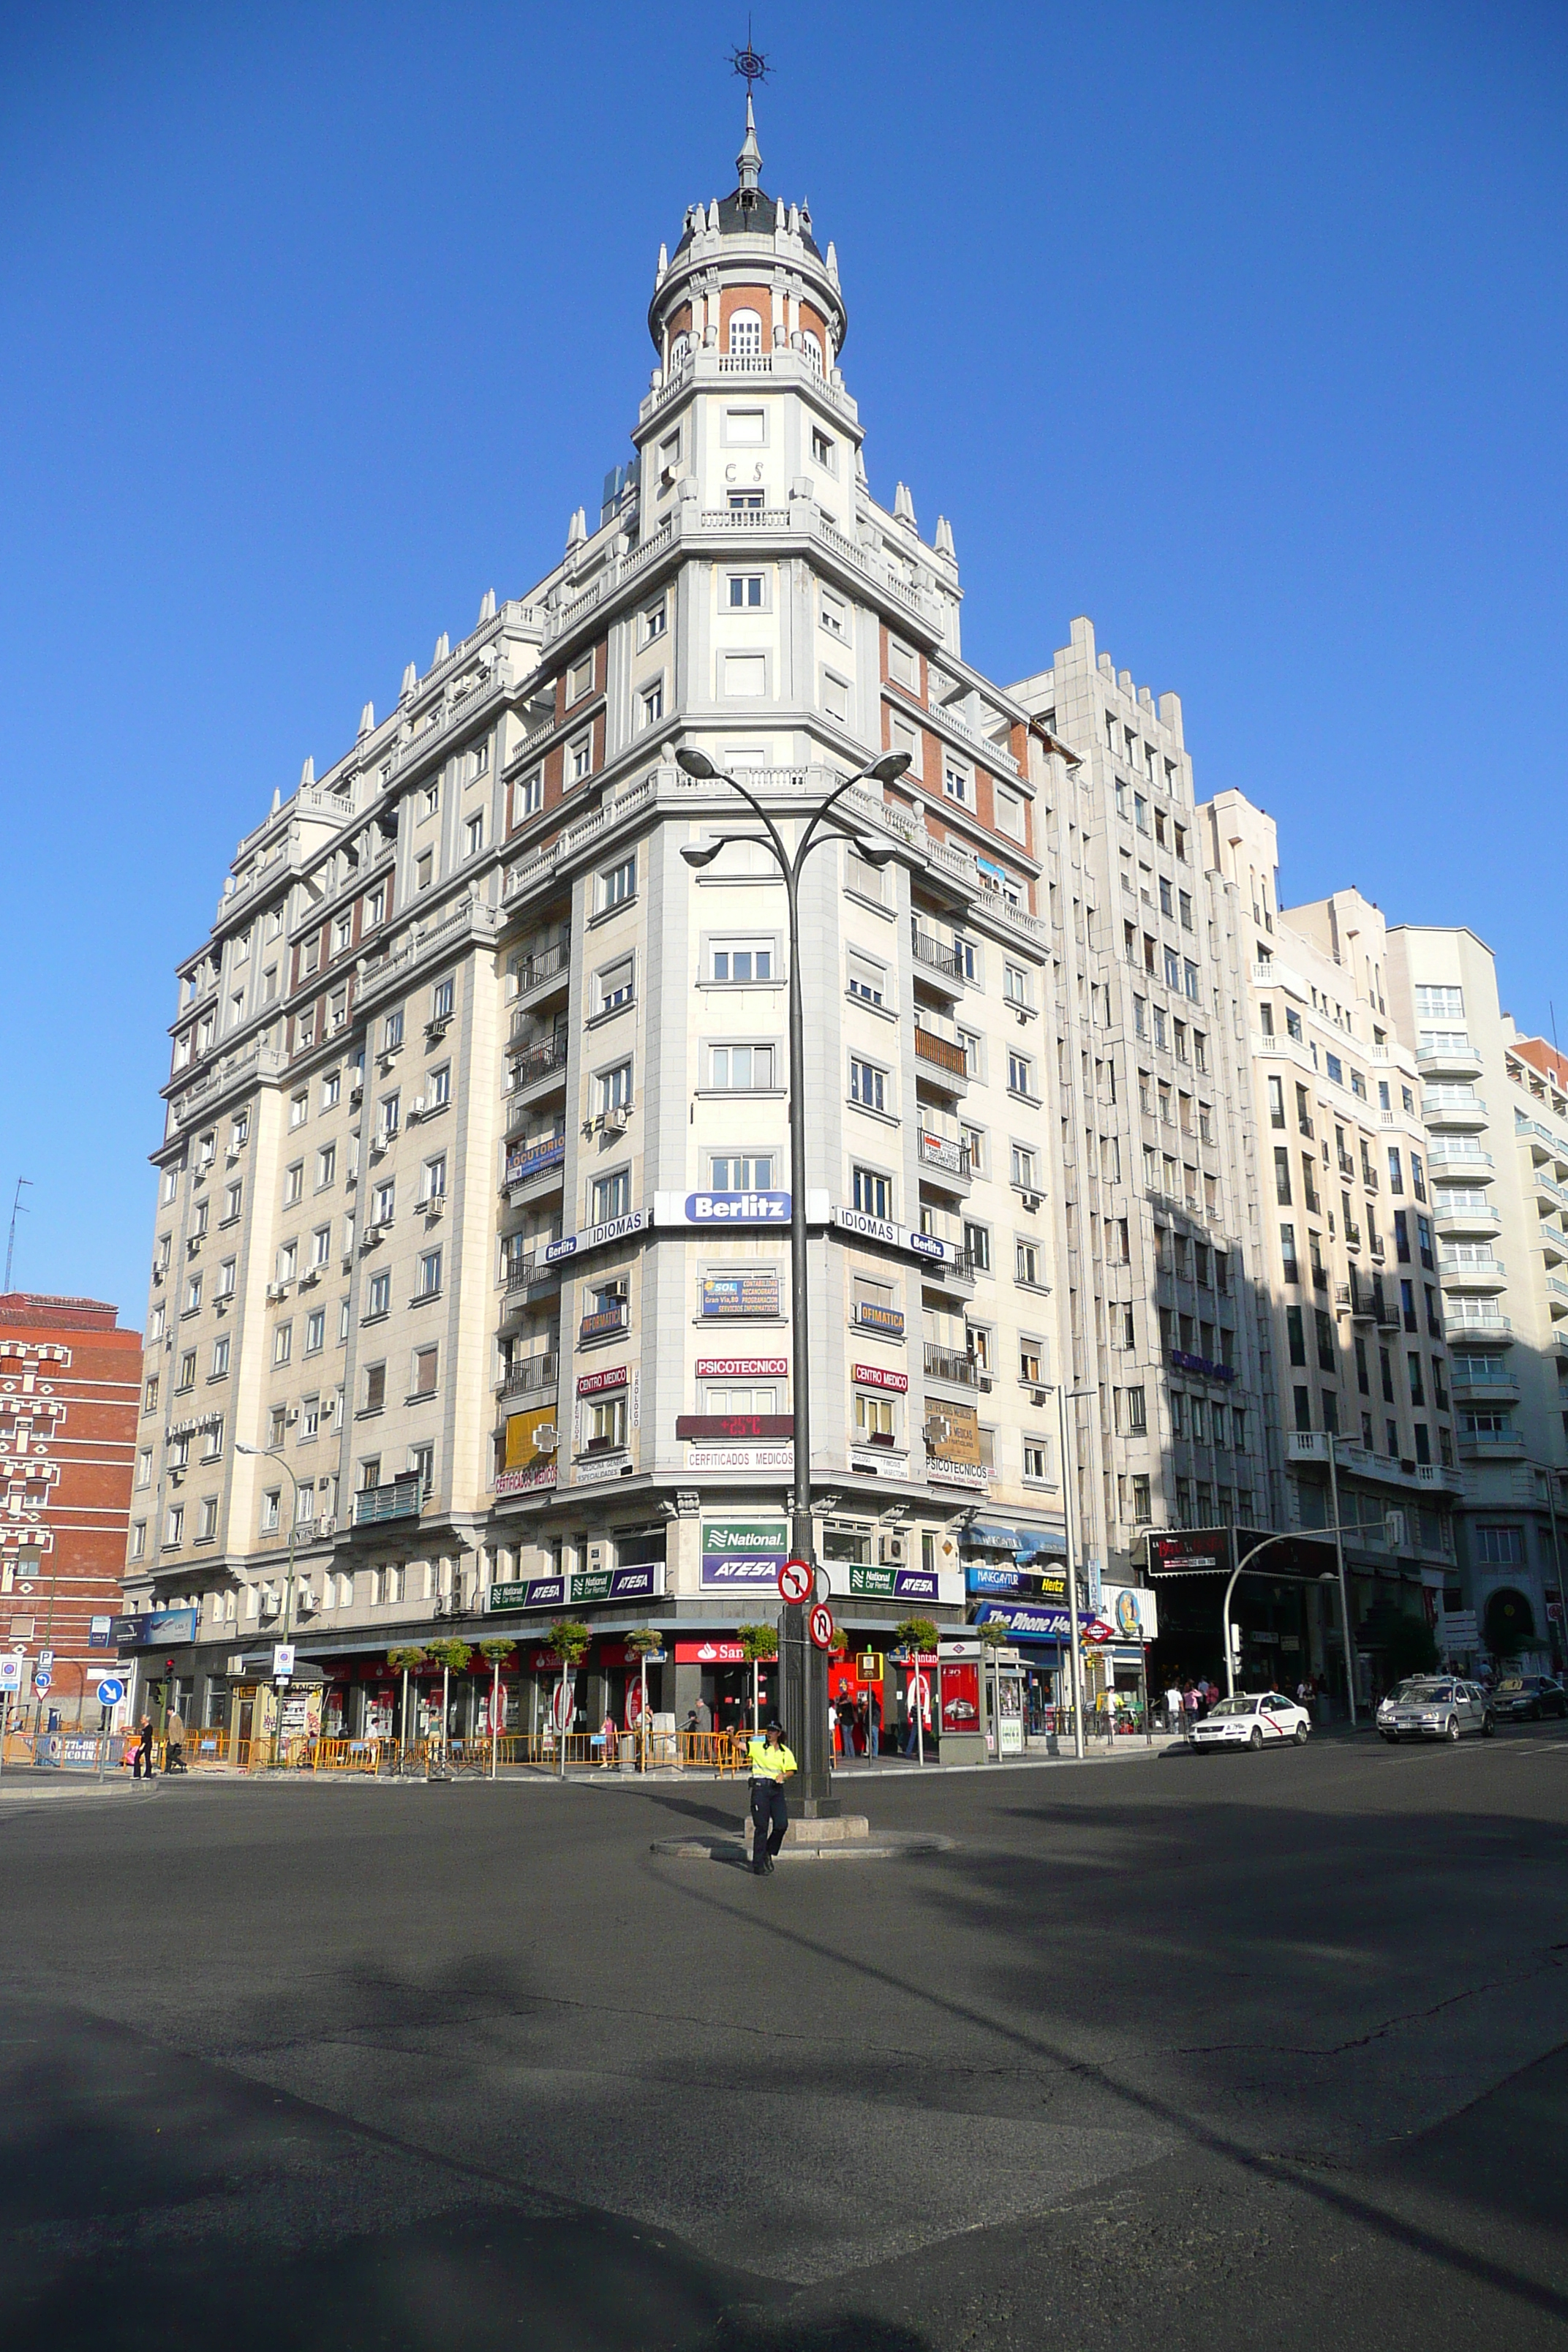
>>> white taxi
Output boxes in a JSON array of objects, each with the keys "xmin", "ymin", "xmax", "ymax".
[{"xmin": 1189, "ymin": 1691, "xmax": 1311, "ymax": 1752}]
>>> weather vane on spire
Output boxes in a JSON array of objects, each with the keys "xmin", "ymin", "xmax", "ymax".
[{"xmin": 729, "ymin": 17, "xmax": 769, "ymax": 97}]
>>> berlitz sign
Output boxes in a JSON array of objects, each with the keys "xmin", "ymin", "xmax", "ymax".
[{"xmin": 684, "ymin": 1191, "xmax": 789, "ymax": 1222}]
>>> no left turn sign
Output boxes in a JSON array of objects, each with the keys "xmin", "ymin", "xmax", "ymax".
[
  {"xmin": 777, "ymin": 1557, "xmax": 813, "ymax": 1605},
  {"xmin": 808, "ymin": 1602, "xmax": 836, "ymax": 1651}
]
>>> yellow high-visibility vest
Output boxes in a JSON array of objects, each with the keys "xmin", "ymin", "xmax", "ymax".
[{"xmin": 747, "ymin": 1735, "xmax": 796, "ymax": 1781}]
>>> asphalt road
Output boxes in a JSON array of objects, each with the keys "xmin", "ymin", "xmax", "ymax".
[{"xmin": 3, "ymin": 1727, "xmax": 1565, "ymax": 2351}]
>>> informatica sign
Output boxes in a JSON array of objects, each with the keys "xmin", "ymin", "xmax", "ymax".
[{"xmin": 700, "ymin": 1518, "xmax": 789, "ymax": 1591}]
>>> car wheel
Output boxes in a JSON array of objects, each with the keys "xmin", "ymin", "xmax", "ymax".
[
  {"xmin": 1294, "ymin": 1722, "xmax": 1309, "ymax": 1744},
  {"xmin": 1482, "ymin": 1712, "xmax": 1496, "ymax": 1738},
  {"xmin": 1249, "ymin": 1726, "xmax": 1264, "ymax": 1750},
  {"xmin": 1445, "ymin": 1716, "xmax": 1460, "ymax": 1742}
]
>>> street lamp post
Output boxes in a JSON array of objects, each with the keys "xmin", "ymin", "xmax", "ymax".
[
  {"xmin": 676, "ymin": 745, "xmax": 910, "ymax": 1817},
  {"xmin": 1040, "ymin": 1385, "xmax": 1096, "ymax": 1760},
  {"xmin": 1197, "ymin": 1516, "xmax": 1397, "ymax": 1701},
  {"xmin": 236, "ymin": 1443, "xmax": 300, "ymax": 1763}
]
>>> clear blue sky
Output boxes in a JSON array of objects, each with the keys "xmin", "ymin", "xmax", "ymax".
[{"xmin": 3, "ymin": 0, "xmax": 1565, "ymax": 1323}]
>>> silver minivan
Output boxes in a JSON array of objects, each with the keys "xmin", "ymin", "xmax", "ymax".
[{"xmin": 1376, "ymin": 1677, "xmax": 1495, "ymax": 1742}]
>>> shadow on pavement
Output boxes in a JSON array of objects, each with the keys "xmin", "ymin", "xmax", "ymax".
[{"xmin": 19, "ymin": 2203, "xmax": 799, "ymax": 2352}]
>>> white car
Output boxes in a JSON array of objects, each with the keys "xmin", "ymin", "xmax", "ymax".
[{"xmin": 1189, "ymin": 1691, "xmax": 1311, "ymax": 1751}]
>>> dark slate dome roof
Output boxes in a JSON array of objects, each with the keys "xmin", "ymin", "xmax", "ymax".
[{"xmin": 671, "ymin": 188, "xmax": 823, "ymax": 264}]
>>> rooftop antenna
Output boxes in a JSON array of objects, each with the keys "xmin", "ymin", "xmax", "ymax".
[{"xmin": 5, "ymin": 1177, "xmax": 31, "ymax": 1292}]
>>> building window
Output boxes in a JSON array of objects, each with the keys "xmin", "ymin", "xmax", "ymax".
[
  {"xmin": 592, "ymin": 1171, "xmax": 631, "ymax": 1224},
  {"xmin": 726, "ymin": 572, "xmax": 766, "ymax": 610},
  {"xmin": 600, "ymin": 856, "xmax": 636, "ymax": 911},
  {"xmin": 710, "ymin": 938, "xmax": 774, "ymax": 982},
  {"xmin": 415, "ymin": 851, "xmax": 434, "ymax": 892},
  {"xmin": 1006, "ymin": 1051, "xmax": 1034, "ymax": 1098},
  {"xmin": 851, "ymin": 1165, "xmax": 892, "ymax": 1218},
  {"xmin": 701, "ymin": 1155, "xmax": 771, "ymax": 1198},
  {"xmin": 709, "ymin": 1044, "xmax": 774, "ymax": 1089},
  {"xmin": 850, "ymin": 1058, "xmax": 887, "ymax": 1112},
  {"xmin": 727, "ymin": 312, "xmax": 763, "ymax": 358},
  {"xmin": 416, "ymin": 1248, "xmax": 442, "ymax": 1298},
  {"xmin": 516, "ymin": 769, "xmax": 543, "ymax": 818},
  {"xmin": 1016, "ymin": 1241, "xmax": 1042, "ymax": 1285},
  {"xmin": 820, "ymin": 588, "xmax": 847, "ymax": 638},
  {"xmin": 641, "ymin": 598, "xmax": 666, "ymax": 642},
  {"xmin": 597, "ymin": 956, "xmax": 634, "ymax": 1011},
  {"xmin": 596, "ymin": 1063, "xmax": 632, "ymax": 1117},
  {"xmin": 366, "ymin": 1270, "xmax": 391, "ymax": 1319},
  {"xmin": 412, "ymin": 1345, "xmax": 439, "ymax": 1398},
  {"xmin": 428, "ymin": 1062, "xmax": 451, "ymax": 1108},
  {"xmin": 464, "ymin": 812, "xmax": 485, "ymax": 858}
]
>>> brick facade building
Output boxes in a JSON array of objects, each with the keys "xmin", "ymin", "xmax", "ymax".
[{"xmin": 0, "ymin": 1294, "xmax": 140, "ymax": 1723}]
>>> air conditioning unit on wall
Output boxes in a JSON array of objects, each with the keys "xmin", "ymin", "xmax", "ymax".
[{"xmin": 879, "ymin": 1534, "xmax": 908, "ymax": 1566}]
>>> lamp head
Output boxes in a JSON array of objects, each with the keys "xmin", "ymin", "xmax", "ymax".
[
  {"xmin": 850, "ymin": 837, "xmax": 895, "ymax": 869},
  {"xmin": 680, "ymin": 840, "xmax": 724, "ymax": 870},
  {"xmin": 867, "ymin": 750, "xmax": 911, "ymax": 783},
  {"xmin": 675, "ymin": 747, "xmax": 717, "ymax": 780}
]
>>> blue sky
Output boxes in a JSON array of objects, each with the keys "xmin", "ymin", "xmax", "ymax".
[{"xmin": 2, "ymin": 0, "xmax": 1565, "ymax": 1321}]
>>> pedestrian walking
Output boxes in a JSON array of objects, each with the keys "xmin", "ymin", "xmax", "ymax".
[
  {"xmin": 132, "ymin": 1716, "xmax": 154, "ymax": 1780},
  {"xmin": 867, "ymin": 1686, "xmax": 881, "ymax": 1757},
  {"xmin": 163, "ymin": 1708, "xmax": 187, "ymax": 1774},
  {"xmin": 746, "ymin": 1718, "xmax": 796, "ymax": 1875},
  {"xmin": 1165, "ymin": 1681, "xmax": 1183, "ymax": 1734}
]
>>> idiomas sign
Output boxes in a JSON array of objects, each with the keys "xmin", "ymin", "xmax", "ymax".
[
  {"xmin": 700, "ymin": 1518, "xmax": 789, "ymax": 1591},
  {"xmin": 544, "ymin": 1208, "xmax": 649, "ymax": 1265}
]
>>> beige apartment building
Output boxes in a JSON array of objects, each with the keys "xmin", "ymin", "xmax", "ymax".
[
  {"xmin": 1385, "ymin": 929, "xmax": 1568, "ymax": 1673},
  {"xmin": 123, "ymin": 102, "xmax": 1093, "ymax": 1741},
  {"xmin": 1205, "ymin": 793, "xmax": 1462, "ymax": 1699}
]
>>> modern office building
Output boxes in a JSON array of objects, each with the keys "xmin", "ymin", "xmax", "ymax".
[
  {"xmin": 123, "ymin": 101, "xmax": 1096, "ymax": 1741},
  {"xmin": 0, "ymin": 1292, "xmax": 140, "ymax": 1725},
  {"xmin": 1384, "ymin": 929, "xmax": 1568, "ymax": 1672}
]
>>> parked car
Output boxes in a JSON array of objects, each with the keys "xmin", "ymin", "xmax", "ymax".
[
  {"xmin": 1376, "ymin": 1678, "xmax": 1494, "ymax": 1742},
  {"xmin": 1189, "ymin": 1692, "xmax": 1311, "ymax": 1751},
  {"xmin": 1490, "ymin": 1674, "xmax": 1568, "ymax": 1722}
]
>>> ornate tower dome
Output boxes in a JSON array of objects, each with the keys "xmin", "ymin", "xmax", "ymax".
[{"xmin": 647, "ymin": 96, "xmax": 847, "ymax": 379}]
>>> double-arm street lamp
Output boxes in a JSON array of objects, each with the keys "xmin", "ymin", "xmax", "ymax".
[{"xmin": 676, "ymin": 744, "xmax": 910, "ymax": 1815}]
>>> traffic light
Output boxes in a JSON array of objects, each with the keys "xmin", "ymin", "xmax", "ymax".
[
  {"xmin": 1226, "ymin": 1621, "xmax": 1243, "ymax": 1667},
  {"xmin": 165, "ymin": 1659, "xmax": 176, "ymax": 1678}
]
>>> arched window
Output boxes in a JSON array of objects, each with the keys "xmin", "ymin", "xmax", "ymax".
[
  {"xmin": 802, "ymin": 331, "xmax": 823, "ymax": 374},
  {"xmin": 668, "ymin": 331, "xmax": 690, "ymax": 370},
  {"xmin": 728, "ymin": 309, "xmax": 763, "ymax": 358}
]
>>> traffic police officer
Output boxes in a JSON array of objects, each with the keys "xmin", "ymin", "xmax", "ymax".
[{"xmin": 746, "ymin": 1718, "xmax": 796, "ymax": 1874}]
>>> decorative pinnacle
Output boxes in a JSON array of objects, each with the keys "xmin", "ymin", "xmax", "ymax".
[{"xmin": 731, "ymin": 20, "xmax": 768, "ymax": 206}]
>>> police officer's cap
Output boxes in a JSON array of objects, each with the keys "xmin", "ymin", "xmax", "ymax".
[{"xmin": 765, "ymin": 1717, "xmax": 783, "ymax": 1732}]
